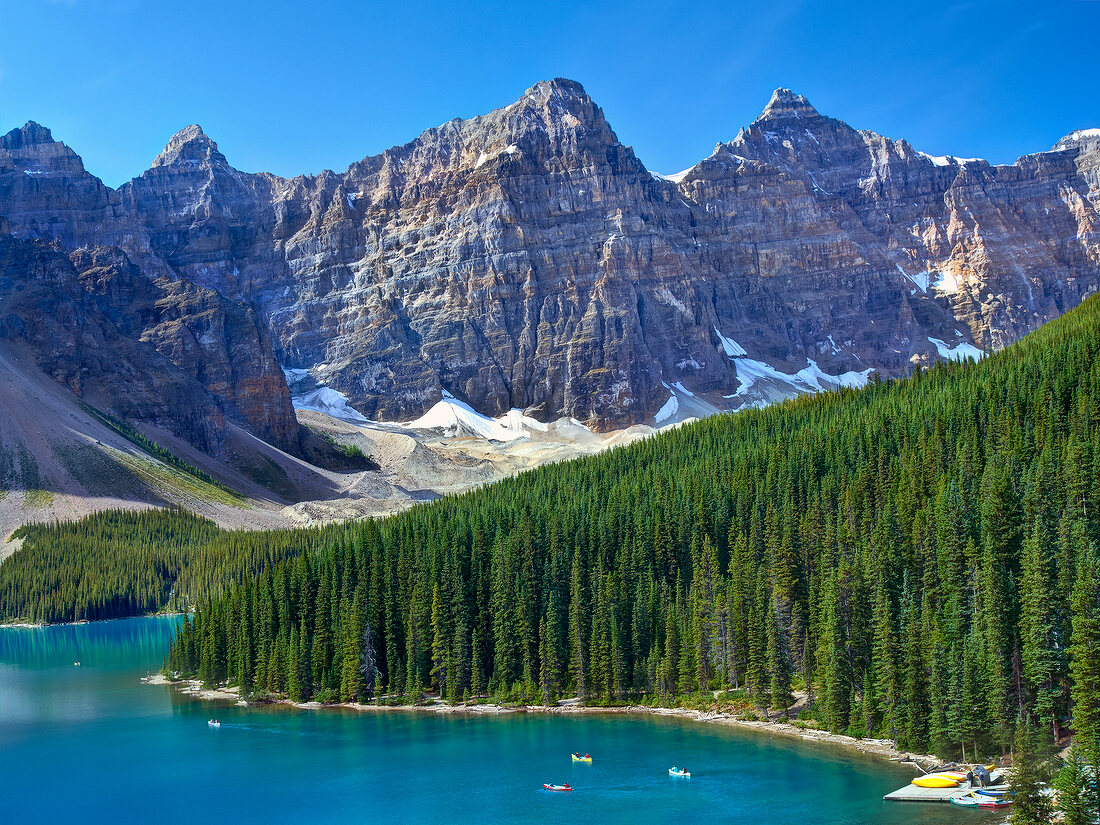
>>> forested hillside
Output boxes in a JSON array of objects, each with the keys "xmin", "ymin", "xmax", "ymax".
[
  {"xmin": 0, "ymin": 510, "xmax": 352, "ymax": 623},
  {"xmin": 164, "ymin": 294, "xmax": 1100, "ymax": 767}
]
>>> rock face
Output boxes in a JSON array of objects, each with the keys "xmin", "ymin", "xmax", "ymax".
[
  {"xmin": 0, "ymin": 236, "xmax": 300, "ymax": 455},
  {"xmin": 2, "ymin": 81, "xmax": 1099, "ymax": 429}
]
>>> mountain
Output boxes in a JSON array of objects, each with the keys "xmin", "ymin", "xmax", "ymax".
[{"xmin": 2, "ymin": 80, "xmax": 1099, "ymax": 435}]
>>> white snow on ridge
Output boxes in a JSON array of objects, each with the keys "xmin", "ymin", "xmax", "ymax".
[
  {"xmin": 714, "ymin": 326, "xmax": 747, "ymax": 357},
  {"xmin": 794, "ymin": 360, "xmax": 873, "ymax": 392},
  {"xmin": 654, "ymin": 395, "xmax": 679, "ymax": 424},
  {"xmin": 731, "ymin": 357, "xmax": 872, "ymax": 399},
  {"xmin": 496, "ymin": 408, "xmax": 548, "ymax": 434},
  {"xmin": 1065, "ymin": 128, "xmax": 1100, "ymax": 140},
  {"xmin": 919, "ymin": 152, "xmax": 954, "ymax": 167},
  {"xmin": 408, "ymin": 397, "xmax": 527, "ymax": 442},
  {"xmin": 918, "ymin": 151, "xmax": 983, "ymax": 167},
  {"xmin": 656, "ymin": 166, "xmax": 694, "ymax": 184},
  {"xmin": 929, "ymin": 337, "xmax": 984, "ymax": 362}
]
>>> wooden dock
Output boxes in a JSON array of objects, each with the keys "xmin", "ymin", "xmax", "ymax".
[
  {"xmin": 884, "ymin": 775, "xmax": 1007, "ymax": 803},
  {"xmin": 883, "ymin": 784, "xmax": 970, "ymax": 803}
]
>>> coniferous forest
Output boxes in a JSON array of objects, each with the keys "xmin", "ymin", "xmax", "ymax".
[
  {"xmin": 0, "ymin": 511, "xmax": 352, "ymax": 623},
  {"xmin": 5, "ymin": 294, "xmax": 1100, "ymax": 782},
  {"xmin": 161, "ymin": 294, "xmax": 1100, "ymax": 773}
]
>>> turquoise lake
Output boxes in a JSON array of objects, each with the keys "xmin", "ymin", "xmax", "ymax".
[{"xmin": 0, "ymin": 616, "xmax": 986, "ymax": 823}]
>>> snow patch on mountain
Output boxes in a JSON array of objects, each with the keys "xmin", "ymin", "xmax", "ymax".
[
  {"xmin": 728, "ymin": 358, "xmax": 872, "ymax": 401},
  {"xmin": 896, "ymin": 264, "xmax": 930, "ymax": 293},
  {"xmin": 714, "ymin": 327, "xmax": 748, "ymax": 357},
  {"xmin": 284, "ymin": 368, "xmax": 370, "ymax": 423},
  {"xmin": 655, "ymin": 166, "xmax": 694, "ymax": 184},
  {"xmin": 496, "ymin": 408, "xmax": 548, "ymax": 434},
  {"xmin": 408, "ymin": 397, "xmax": 528, "ymax": 441},
  {"xmin": 654, "ymin": 395, "xmax": 679, "ymax": 424},
  {"xmin": 928, "ymin": 337, "xmax": 984, "ymax": 362},
  {"xmin": 918, "ymin": 152, "xmax": 983, "ymax": 167}
]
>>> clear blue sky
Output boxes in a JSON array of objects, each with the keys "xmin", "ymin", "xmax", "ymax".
[{"xmin": 2, "ymin": 0, "xmax": 1097, "ymax": 187}]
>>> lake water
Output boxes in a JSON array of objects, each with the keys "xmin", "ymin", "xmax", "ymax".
[{"xmin": 0, "ymin": 617, "xmax": 982, "ymax": 824}]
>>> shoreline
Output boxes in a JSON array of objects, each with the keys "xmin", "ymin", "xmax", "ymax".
[
  {"xmin": 143, "ymin": 674, "xmax": 938, "ymax": 769},
  {"xmin": 0, "ymin": 612, "xmax": 185, "ymax": 629}
]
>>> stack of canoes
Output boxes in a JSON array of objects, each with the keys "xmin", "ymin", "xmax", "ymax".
[
  {"xmin": 912, "ymin": 770, "xmax": 969, "ymax": 788},
  {"xmin": 950, "ymin": 789, "xmax": 1014, "ymax": 809},
  {"xmin": 911, "ymin": 764, "xmax": 997, "ymax": 788}
]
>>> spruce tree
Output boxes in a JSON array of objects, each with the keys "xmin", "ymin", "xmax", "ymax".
[{"xmin": 1010, "ymin": 718, "xmax": 1055, "ymax": 825}]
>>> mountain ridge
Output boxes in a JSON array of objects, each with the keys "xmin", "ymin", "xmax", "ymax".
[{"xmin": 2, "ymin": 79, "xmax": 1099, "ymax": 430}]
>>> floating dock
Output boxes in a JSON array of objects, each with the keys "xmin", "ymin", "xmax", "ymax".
[
  {"xmin": 884, "ymin": 774, "xmax": 1006, "ymax": 803},
  {"xmin": 884, "ymin": 784, "xmax": 971, "ymax": 803}
]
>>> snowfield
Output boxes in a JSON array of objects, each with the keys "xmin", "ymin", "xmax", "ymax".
[
  {"xmin": 928, "ymin": 337, "xmax": 984, "ymax": 362},
  {"xmin": 731, "ymin": 357, "xmax": 872, "ymax": 399},
  {"xmin": 654, "ymin": 395, "xmax": 679, "ymax": 424},
  {"xmin": 407, "ymin": 397, "xmax": 529, "ymax": 441}
]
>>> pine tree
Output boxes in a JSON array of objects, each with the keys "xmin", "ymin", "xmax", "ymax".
[
  {"xmin": 568, "ymin": 552, "xmax": 588, "ymax": 699},
  {"xmin": 1054, "ymin": 745, "xmax": 1099, "ymax": 825},
  {"xmin": 1009, "ymin": 718, "xmax": 1055, "ymax": 825},
  {"xmin": 1069, "ymin": 542, "xmax": 1100, "ymax": 760},
  {"xmin": 766, "ymin": 587, "xmax": 794, "ymax": 715}
]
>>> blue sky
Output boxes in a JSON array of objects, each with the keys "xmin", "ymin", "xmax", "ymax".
[{"xmin": 1, "ymin": 0, "xmax": 1097, "ymax": 187}]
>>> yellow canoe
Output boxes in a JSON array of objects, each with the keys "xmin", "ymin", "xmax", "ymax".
[
  {"xmin": 571, "ymin": 754, "xmax": 592, "ymax": 763},
  {"xmin": 913, "ymin": 773, "xmax": 963, "ymax": 788}
]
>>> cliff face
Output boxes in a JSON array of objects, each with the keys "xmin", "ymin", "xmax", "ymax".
[
  {"xmin": 2, "ymin": 81, "xmax": 1098, "ymax": 429},
  {"xmin": 0, "ymin": 237, "xmax": 299, "ymax": 454}
]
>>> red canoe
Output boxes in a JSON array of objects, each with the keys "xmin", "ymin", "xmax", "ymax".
[{"xmin": 543, "ymin": 783, "xmax": 573, "ymax": 792}]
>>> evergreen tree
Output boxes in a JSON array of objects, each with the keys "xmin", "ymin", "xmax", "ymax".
[
  {"xmin": 1009, "ymin": 718, "xmax": 1055, "ymax": 825},
  {"xmin": 1054, "ymin": 745, "xmax": 1099, "ymax": 825}
]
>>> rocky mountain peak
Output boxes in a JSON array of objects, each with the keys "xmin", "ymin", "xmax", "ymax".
[
  {"xmin": 1, "ymin": 121, "xmax": 90, "ymax": 178},
  {"xmin": 517, "ymin": 77, "xmax": 605, "ymax": 130},
  {"xmin": 754, "ymin": 88, "xmax": 821, "ymax": 123},
  {"xmin": 523, "ymin": 77, "xmax": 593, "ymax": 107},
  {"xmin": 1053, "ymin": 128, "xmax": 1100, "ymax": 152},
  {"xmin": 151, "ymin": 124, "xmax": 227, "ymax": 169},
  {"xmin": 2, "ymin": 121, "xmax": 58, "ymax": 151}
]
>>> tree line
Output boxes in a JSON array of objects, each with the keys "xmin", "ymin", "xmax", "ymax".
[{"xmin": 0, "ymin": 509, "xmax": 353, "ymax": 623}]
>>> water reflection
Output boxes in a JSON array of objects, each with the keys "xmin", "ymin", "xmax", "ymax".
[{"xmin": 0, "ymin": 616, "xmax": 181, "ymax": 670}]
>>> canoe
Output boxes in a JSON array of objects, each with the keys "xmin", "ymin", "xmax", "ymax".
[
  {"xmin": 975, "ymin": 788, "xmax": 1010, "ymax": 797},
  {"xmin": 207, "ymin": 720, "xmax": 221, "ymax": 728},
  {"xmin": 950, "ymin": 793, "xmax": 982, "ymax": 807},
  {"xmin": 913, "ymin": 774, "xmax": 962, "ymax": 788},
  {"xmin": 543, "ymin": 784, "xmax": 572, "ymax": 792},
  {"xmin": 978, "ymin": 797, "xmax": 1013, "ymax": 809},
  {"xmin": 571, "ymin": 754, "xmax": 592, "ymax": 763},
  {"xmin": 669, "ymin": 768, "xmax": 691, "ymax": 777}
]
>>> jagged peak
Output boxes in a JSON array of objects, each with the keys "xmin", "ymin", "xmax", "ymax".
[
  {"xmin": 1, "ymin": 121, "xmax": 59, "ymax": 150},
  {"xmin": 151, "ymin": 124, "xmax": 227, "ymax": 169},
  {"xmin": 522, "ymin": 77, "xmax": 593, "ymax": 105},
  {"xmin": 514, "ymin": 77, "xmax": 603, "ymax": 128},
  {"xmin": 1053, "ymin": 128, "xmax": 1100, "ymax": 152},
  {"xmin": 754, "ymin": 88, "xmax": 821, "ymax": 123}
]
